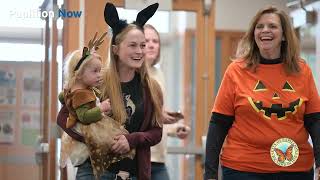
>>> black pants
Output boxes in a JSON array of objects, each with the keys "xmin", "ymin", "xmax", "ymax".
[{"xmin": 222, "ymin": 166, "xmax": 314, "ymax": 180}]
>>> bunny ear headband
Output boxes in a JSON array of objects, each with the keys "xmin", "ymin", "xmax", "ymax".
[
  {"xmin": 104, "ymin": 2, "xmax": 159, "ymax": 45},
  {"xmin": 74, "ymin": 32, "xmax": 108, "ymax": 71}
]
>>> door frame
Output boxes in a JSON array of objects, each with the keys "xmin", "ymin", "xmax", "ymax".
[{"xmin": 41, "ymin": 0, "xmax": 59, "ymax": 179}]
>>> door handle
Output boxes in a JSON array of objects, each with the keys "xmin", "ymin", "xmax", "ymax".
[{"xmin": 35, "ymin": 136, "xmax": 49, "ymax": 164}]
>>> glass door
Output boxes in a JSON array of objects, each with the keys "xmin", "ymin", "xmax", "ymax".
[{"xmin": 0, "ymin": 0, "xmax": 50, "ymax": 179}]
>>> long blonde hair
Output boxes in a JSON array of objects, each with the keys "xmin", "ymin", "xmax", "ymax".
[
  {"xmin": 101, "ymin": 24, "xmax": 163, "ymax": 126},
  {"xmin": 235, "ymin": 6, "xmax": 301, "ymax": 74},
  {"xmin": 63, "ymin": 50, "xmax": 101, "ymax": 89}
]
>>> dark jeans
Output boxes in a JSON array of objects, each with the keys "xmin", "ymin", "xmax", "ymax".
[
  {"xmin": 151, "ymin": 162, "xmax": 170, "ymax": 180},
  {"xmin": 222, "ymin": 166, "xmax": 314, "ymax": 180},
  {"xmin": 76, "ymin": 159, "xmax": 137, "ymax": 180}
]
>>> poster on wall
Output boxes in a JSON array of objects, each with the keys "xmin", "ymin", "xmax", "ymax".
[
  {"xmin": 21, "ymin": 111, "xmax": 40, "ymax": 146},
  {"xmin": 22, "ymin": 69, "xmax": 41, "ymax": 107},
  {"xmin": 0, "ymin": 111, "xmax": 15, "ymax": 143},
  {"xmin": 0, "ymin": 69, "xmax": 16, "ymax": 105}
]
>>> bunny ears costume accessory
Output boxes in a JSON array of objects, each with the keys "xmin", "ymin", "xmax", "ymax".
[
  {"xmin": 104, "ymin": 2, "xmax": 159, "ymax": 45},
  {"xmin": 74, "ymin": 32, "xmax": 108, "ymax": 71}
]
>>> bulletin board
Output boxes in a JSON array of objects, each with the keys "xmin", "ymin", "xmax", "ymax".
[
  {"xmin": 0, "ymin": 68, "xmax": 16, "ymax": 105},
  {"xmin": 0, "ymin": 61, "xmax": 43, "ymax": 180},
  {"xmin": 0, "ymin": 65, "xmax": 16, "ymax": 144},
  {"xmin": 0, "ymin": 61, "xmax": 42, "ymax": 147},
  {"xmin": 0, "ymin": 111, "xmax": 15, "ymax": 143}
]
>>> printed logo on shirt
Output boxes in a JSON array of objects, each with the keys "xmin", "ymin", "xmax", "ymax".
[
  {"xmin": 124, "ymin": 94, "xmax": 136, "ymax": 117},
  {"xmin": 270, "ymin": 138, "xmax": 299, "ymax": 167},
  {"xmin": 247, "ymin": 80, "xmax": 303, "ymax": 120}
]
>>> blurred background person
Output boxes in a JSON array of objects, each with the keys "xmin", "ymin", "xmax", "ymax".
[{"xmin": 144, "ymin": 24, "xmax": 191, "ymax": 180}]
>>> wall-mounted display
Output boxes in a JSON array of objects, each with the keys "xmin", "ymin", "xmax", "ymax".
[
  {"xmin": 22, "ymin": 69, "xmax": 41, "ymax": 106},
  {"xmin": 0, "ymin": 111, "xmax": 15, "ymax": 143},
  {"xmin": 0, "ymin": 69, "xmax": 16, "ymax": 105},
  {"xmin": 21, "ymin": 111, "xmax": 40, "ymax": 146}
]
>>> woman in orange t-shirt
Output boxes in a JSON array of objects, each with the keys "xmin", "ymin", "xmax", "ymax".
[{"xmin": 204, "ymin": 6, "xmax": 320, "ymax": 180}]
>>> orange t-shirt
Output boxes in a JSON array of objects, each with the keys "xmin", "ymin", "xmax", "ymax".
[{"xmin": 212, "ymin": 60, "xmax": 320, "ymax": 173}]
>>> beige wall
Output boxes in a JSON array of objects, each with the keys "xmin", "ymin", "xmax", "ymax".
[{"xmin": 215, "ymin": 0, "xmax": 288, "ymax": 30}]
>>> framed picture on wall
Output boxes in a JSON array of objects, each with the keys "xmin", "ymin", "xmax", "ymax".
[
  {"xmin": 0, "ymin": 68, "xmax": 16, "ymax": 105},
  {"xmin": 21, "ymin": 111, "xmax": 40, "ymax": 146},
  {"xmin": 22, "ymin": 68, "xmax": 41, "ymax": 107},
  {"xmin": 0, "ymin": 111, "xmax": 15, "ymax": 143}
]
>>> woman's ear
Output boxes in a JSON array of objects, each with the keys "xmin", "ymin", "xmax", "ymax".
[{"xmin": 112, "ymin": 45, "xmax": 118, "ymax": 55}]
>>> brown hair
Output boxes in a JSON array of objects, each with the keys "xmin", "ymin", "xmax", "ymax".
[
  {"xmin": 235, "ymin": 6, "xmax": 301, "ymax": 74},
  {"xmin": 101, "ymin": 24, "xmax": 163, "ymax": 126}
]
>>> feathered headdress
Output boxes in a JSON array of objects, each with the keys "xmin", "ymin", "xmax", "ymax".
[
  {"xmin": 74, "ymin": 32, "xmax": 108, "ymax": 71},
  {"xmin": 104, "ymin": 2, "xmax": 159, "ymax": 45}
]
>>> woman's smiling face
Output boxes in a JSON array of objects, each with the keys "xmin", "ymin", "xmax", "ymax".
[
  {"xmin": 254, "ymin": 13, "xmax": 283, "ymax": 59},
  {"xmin": 114, "ymin": 28, "xmax": 146, "ymax": 70}
]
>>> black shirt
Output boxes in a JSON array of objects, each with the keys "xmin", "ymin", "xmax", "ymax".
[{"xmin": 108, "ymin": 73, "xmax": 144, "ymax": 176}]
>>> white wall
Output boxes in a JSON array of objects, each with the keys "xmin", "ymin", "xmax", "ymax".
[{"xmin": 215, "ymin": 0, "xmax": 289, "ymax": 31}]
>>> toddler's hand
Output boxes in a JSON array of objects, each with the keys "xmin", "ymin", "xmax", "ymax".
[{"xmin": 99, "ymin": 99, "xmax": 111, "ymax": 114}]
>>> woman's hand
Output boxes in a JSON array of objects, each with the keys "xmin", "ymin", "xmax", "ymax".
[
  {"xmin": 316, "ymin": 167, "xmax": 320, "ymax": 180},
  {"xmin": 111, "ymin": 135, "xmax": 130, "ymax": 154},
  {"xmin": 99, "ymin": 98, "xmax": 112, "ymax": 114},
  {"xmin": 176, "ymin": 124, "xmax": 190, "ymax": 139},
  {"xmin": 163, "ymin": 111, "xmax": 184, "ymax": 124},
  {"xmin": 163, "ymin": 111, "xmax": 177, "ymax": 124}
]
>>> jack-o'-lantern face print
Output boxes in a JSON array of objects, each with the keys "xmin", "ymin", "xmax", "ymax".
[{"xmin": 247, "ymin": 80, "xmax": 303, "ymax": 120}]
